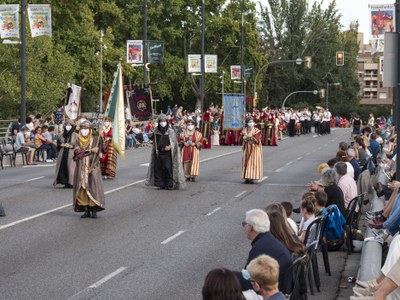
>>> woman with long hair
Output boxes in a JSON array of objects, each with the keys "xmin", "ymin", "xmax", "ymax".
[{"xmin": 202, "ymin": 268, "xmax": 245, "ymax": 300}]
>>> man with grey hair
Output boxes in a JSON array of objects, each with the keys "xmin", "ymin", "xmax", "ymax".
[
  {"xmin": 347, "ymin": 147, "xmax": 361, "ymax": 181},
  {"xmin": 335, "ymin": 162, "xmax": 358, "ymax": 211},
  {"xmin": 239, "ymin": 209, "xmax": 292, "ymax": 292}
]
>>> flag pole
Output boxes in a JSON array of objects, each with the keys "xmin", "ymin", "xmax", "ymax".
[{"xmin": 146, "ymin": 63, "xmax": 158, "ymax": 156}]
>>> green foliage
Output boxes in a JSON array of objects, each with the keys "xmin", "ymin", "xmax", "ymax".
[{"xmin": 0, "ymin": 0, "xmax": 373, "ymax": 119}]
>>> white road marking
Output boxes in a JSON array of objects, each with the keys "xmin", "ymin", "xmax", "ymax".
[
  {"xmin": 24, "ymin": 176, "xmax": 45, "ymax": 182},
  {"xmin": 297, "ymin": 157, "xmax": 303, "ymax": 160},
  {"xmin": 200, "ymin": 150, "xmax": 242, "ymax": 163},
  {"xmin": 286, "ymin": 161, "xmax": 293, "ymax": 166},
  {"xmin": 306, "ymin": 152, "xmax": 311, "ymax": 155},
  {"xmin": 275, "ymin": 166, "xmax": 286, "ymax": 172},
  {"xmin": 67, "ymin": 267, "xmax": 127, "ymax": 299},
  {"xmin": 161, "ymin": 230, "xmax": 185, "ymax": 245},
  {"xmin": 324, "ymin": 144, "xmax": 327, "ymax": 147},
  {"xmin": 0, "ymin": 180, "xmax": 146, "ymax": 231},
  {"xmin": 312, "ymin": 135, "xmax": 318, "ymax": 138},
  {"xmin": 104, "ymin": 179, "xmax": 146, "ymax": 195},
  {"xmin": 259, "ymin": 176, "xmax": 268, "ymax": 182},
  {"xmin": 206, "ymin": 207, "xmax": 221, "ymax": 217},
  {"xmin": 22, "ymin": 163, "xmax": 56, "ymax": 168},
  {"xmin": 235, "ymin": 191, "xmax": 247, "ymax": 198},
  {"xmin": 140, "ymin": 163, "xmax": 150, "ymax": 167},
  {"xmin": 89, "ymin": 267, "xmax": 127, "ymax": 288}
]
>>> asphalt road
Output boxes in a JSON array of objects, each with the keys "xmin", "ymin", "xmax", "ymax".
[{"xmin": 0, "ymin": 129, "xmax": 352, "ymax": 300}]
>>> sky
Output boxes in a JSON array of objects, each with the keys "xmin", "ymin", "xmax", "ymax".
[{"xmin": 258, "ymin": 0, "xmax": 387, "ymax": 44}]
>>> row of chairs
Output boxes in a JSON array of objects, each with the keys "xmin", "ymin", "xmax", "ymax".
[
  {"xmin": 0, "ymin": 139, "xmax": 48, "ymax": 169},
  {"xmin": 286, "ymin": 192, "xmax": 368, "ymax": 299}
]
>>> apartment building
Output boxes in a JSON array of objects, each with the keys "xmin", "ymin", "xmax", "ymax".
[{"xmin": 357, "ymin": 32, "xmax": 392, "ymax": 105}]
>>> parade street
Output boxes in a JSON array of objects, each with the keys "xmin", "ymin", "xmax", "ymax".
[{"xmin": 0, "ymin": 129, "xmax": 351, "ymax": 300}]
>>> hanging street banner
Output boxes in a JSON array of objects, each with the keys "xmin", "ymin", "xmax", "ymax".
[
  {"xmin": 148, "ymin": 40, "xmax": 164, "ymax": 64},
  {"xmin": 27, "ymin": 4, "xmax": 52, "ymax": 37},
  {"xmin": 380, "ymin": 56, "xmax": 384, "ymax": 76},
  {"xmin": 65, "ymin": 84, "xmax": 81, "ymax": 121},
  {"xmin": 223, "ymin": 93, "xmax": 245, "ymax": 130},
  {"xmin": 188, "ymin": 54, "xmax": 201, "ymax": 73},
  {"xmin": 369, "ymin": 4, "xmax": 395, "ymax": 54},
  {"xmin": 230, "ymin": 65, "xmax": 241, "ymax": 80},
  {"xmin": 0, "ymin": 5, "xmax": 19, "ymax": 39},
  {"xmin": 127, "ymin": 88, "xmax": 152, "ymax": 121},
  {"xmin": 104, "ymin": 64, "xmax": 126, "ymax": 159},
  {"xmin": 244, "ymin": 66, "xmax": 254, "ymax": 79},
  {"xmin": 127, "ymin": 40, "xmax": 143, "ymax": 65},
  {"xmin": 205, "ymin": 55, "xmax": 218, "ymax": 73}
]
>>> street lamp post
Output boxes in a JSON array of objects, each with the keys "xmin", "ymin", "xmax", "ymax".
[
  {"xmin": 99, "ymin": 30, "xmax": 104, "ymax": 113},
  {"xmin": 200, "ymin": 0, "xmax": 205, "ymax": 112},
  {"xmin": 253, "ymin": 58, "xmax": 305, "ymax": 104},
  {"xmin": 21, "ymin": 0, "xmax": 27, "ymax": 125},
  {"xmin": 241, "ymin": 0, "xmax": 244, "ymax": 95},
  {"xmin": 143, "ymin": 0, "xmax": 148, "ymax": 87},
  {"xmin": 325, "ymin": 82, "xmax": 340, "ymax": 108},
  {"xmin": 281, "ymin": 90, "xmax": 318, "ymax": 109}
]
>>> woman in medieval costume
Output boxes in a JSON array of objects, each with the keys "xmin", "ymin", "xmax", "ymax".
[
  {"xmin": 201, "ymin": 109, "xmax": 212, "ymax": 149},
  {"xmin": 266, "ymin": 109, "xmax": 278, "ymax": 146},
  {"xmin": 53, "ymin": 119, "xmax": 77, "ymax": 188},
  {"xmin": 179, "ymin": 119, "xmax": 203, "ymax": 182},
  {"xmin": 101, "ymin": 118, "xmax": 117, "ymax": 179},
  {"xmin": 241, "ymin": 117, "xmax": 263, "ymax": 184},
  {"xmin": 146, "ymin": 114, "xmax": 186, "ymax": 190},
  {"xmin": 73, "ymin": 121, "xmax": 105, "ymax": 218}
]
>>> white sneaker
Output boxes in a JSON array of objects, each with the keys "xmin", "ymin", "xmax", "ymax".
[
  {"xmin": 355, "ymin": 279, "xmax": 378, "ymax": 289},
  {"xmin": 371, "ymin": 228, "xmax": 389, "ymax": 241},
  {"xmin": 353, "ymin": 286, "xmax": 375, "ymax": 297},
  {"xmin": 45, "ymin": 159, "xmax": 53, "ymax": 163}
]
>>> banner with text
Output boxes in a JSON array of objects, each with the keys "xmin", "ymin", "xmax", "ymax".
[
  {"xmin": 27, "ymin": 4, "xmax": 52, "ymax": 37},
  {"xmin": 65, "ymin": 84, "xmax": 81, "ymax": 121},
  {"xmin": 0, "ymin": 5, "xmax": 19, "ymax": 39},
  {"xmin": 223, "ymin": 94, "xmax": 245, "ymax": 130},
  {"xmin": 127, "ymin": 88, "xmax": 152, "ymax": 121},
  {"xmin": 148, "ymin": 40, "xmax": 164, "ymax": 64},
  {"xmin": 127, "ymin": 40, "xmax": 143, "ymax": 65}
]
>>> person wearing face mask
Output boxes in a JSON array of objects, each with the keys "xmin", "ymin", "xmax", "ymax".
[
  {"xmin": 72, "ymin": 121, "xmax": 105, "ymax": 218},
  {"xmin": 54, "ymin": 119, "xmax": 78, "ymax": 188},
  {"xmin": 146, "ymin": 114, "xmax": 186, "ymax": 190},
  {"xmin": 100, "ymin": 118, "xmax": 117, "ymax": 179},
  {"xmin": 241, "ymin": 117, "xmax": 263, "ymax": 184},
  {"xmin": 179, "ymin": 119, "xmax": 203, "ymax": 182}
]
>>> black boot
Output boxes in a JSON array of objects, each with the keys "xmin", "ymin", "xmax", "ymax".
[
  {"xmin": 90, "ymin": 207, "xmax": 97, "ymax": 219},
  {"xmin": 81, "ymin": 206, "xmax": 90, "ymax": 218}
]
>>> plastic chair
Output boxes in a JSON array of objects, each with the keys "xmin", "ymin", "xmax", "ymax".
[
  {"xmin": 0, "ymin": 140, "xmax": 15, "ymax": 167},
  {"xmin": 287, "ymin": 254, "xmax": 308, "ymax": 300},
  {"xmin": 344, "ymin": 192, "xmax": 368, "ymax": 254}
]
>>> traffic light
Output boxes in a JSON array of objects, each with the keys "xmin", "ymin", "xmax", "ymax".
[
  {"xmin": 336, "ymin": 51, "xmax": 344, "ymax": 66},
  {"xmin": 319, "ymin": 89, "xmax": 325, "ymax": 99},
  {"xmin": 305, "ymin": 56, "xmax": 312, "ymax": 69}
]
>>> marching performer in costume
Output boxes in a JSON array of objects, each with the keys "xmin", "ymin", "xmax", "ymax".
[
  {"xmin": 201, "ymin": 109, "xmax": 212, "ymax": 149},
  {"xmin": 100, "ymin": 117, "xmax": 117, "ymax": 179},
  {"xmin": 146, "ymin": 114, "xmax": 186, "ymax": 190},
  {"xmin": 241, "ymin": 117, "xmax": 263, "ymax": 184},
  {"xmin": 73, "ymin": 121, "xmax": 105, "ymax": 219},
  {"xmin": 266, "ymin": 108, "xmax": 278, "ymax": 146},
  {"xmin": 179, "ymin": 119, "xmax": 203, "ymax": 182},
  {"xmin": 54, "ymin": 119, "xmax": 77, "ymax": 188}
]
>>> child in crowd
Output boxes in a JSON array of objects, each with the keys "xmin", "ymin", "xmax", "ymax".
[{"xmin": 281, "ymin": 201, "xmax": 298, "ymax": 234}]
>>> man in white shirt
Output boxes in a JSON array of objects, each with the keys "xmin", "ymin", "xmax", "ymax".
[{"xmin": 15, "ymin": 126, "xmax": 36, "ymax": 165}]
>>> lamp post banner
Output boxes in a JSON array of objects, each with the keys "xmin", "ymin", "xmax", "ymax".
[
  {"xmin": 148, "ymin": 40, "xmax": 164, "ymax": 64},
  {"xmin": 65, "ymin": 84, "xmax": 81, "ymax": 121},
  {"xmin": 27, "ymin": 4, "xmax": 52, "ymax": 37},
  {"xmin": 223, "ymin": 93, "xmax": 245, "ymax": 130},
  {"xmin": 188, "ymin": 54, "xmax": 201, "ymax": 73},
  {"xmin": 369, "ymin": 4, "xmax": 395, "ymax": 54},
  {"xmin": 230, "ymin": 65, "xmax": 241, "ymax": 80},
  {"xmin": 0, "ymin": 5, "xmax": 19, "ymax": 39},
  {"xmin": 127, "ymin": 40, "xmax": 143, "ymax": 64},
  {"xmin": 205, "ymin": 55, "xmax": 218, "ymax": 73},
  {"xmin": 127, "ymin": 88, "xmax": 152, "ymax": 121}
]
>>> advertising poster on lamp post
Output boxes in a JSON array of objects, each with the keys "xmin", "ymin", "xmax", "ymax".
[
  {"xmin": 188, "ymin": 54, "xmax": 201, "ymax": 73},
  {"xmin": 148, "ymin": 40, "xmax": 164, "ymax": 64},
  {"xmin": 369, "ymin": 4, "xmax": 395, "ymax": 54},
  {"xmin": 230, "ymin": 65, "xmax": 241, "ymax": 80},
  {"xmin": 127, "ymin": 40, "xmax": 143, "ymax": 65},
  {"xmin": 27, "ymin": 4, "xmax": 52, "ymax": 37},
  {"xmin": 0, "ymin": 4, "xmax": 19, "ymax": 39}
]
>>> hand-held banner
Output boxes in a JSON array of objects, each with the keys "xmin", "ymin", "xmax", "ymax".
[
  {"xmin": 65, "ymin": 84, "xmax": 81, "ymax": 121},
  {"xmin": 223, "ymin": 94, "xmax": 245, "ymax": 130},
  {"xmin": 127, "ymin": 88, "xmax": 152, "ymax": 121},
  {"xmin": 0, "ymin": 5, "xmax": 19, "ymax": 39},
  {"xmin": 27, "ymin": 4, "xmax": 52, "ymax": 37},
  {"xmin": 104, "ymin": 64, "xmax": 125, "ymax": 159}
]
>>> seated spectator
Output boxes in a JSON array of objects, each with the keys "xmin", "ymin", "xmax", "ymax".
[
  {"xmin": 281, "ymin": 201, "xmax": 298, "ymax": 234},
  {"xmin": 297, "ymin": 199, "xmax": 316, "ymax": 245},
  {"xmin": 308, "ymin": 168, "xmax": 345, "ymax": 215},
  {"xmin": 347, "ymin": 148, "xmax": 361, "ymax": 181},
  {"xmin": 334, "ymin": 162, "xmax": 357, "ymax": 211},
  {"xmin": 237, "ymin": 209, "xmax": 292, "ymax": 293},
  {"xmin": 338, "ymin": 141, "xmax": 349, "ymax": 152},
  {"xmin": 354, "ymin": 137, "xmax": 371, "ymax": 167},
  {"xmin": 125, "ymin": 123, "xmax": 136, "ymax": 149},
  {"xmin": 133, "ymin": 125, "xmax": 143, "ymax": 144},
  {"xmin": 314, "ymin": 190, "xmax": 328, "ymax": 216},
  {"xmin": 10, "ymin": 118, "xmax": 21, "ymax": 138},
  {"xmin": 353, "ymin": 235, "xmax": 400, "ymax": 299},
  {"xmin": 14, "ymin": 126, "xmax": 36, "ymax": 165},
  {"xmin": 266, "ymin": 209, "xmax": 305, "ymax": 257},
  {"xmin": 42, "ymin": 125, "xmax": 57, "ymax": 161},
  {"xmin": 246, "ymin": 255, "xmax": 286, "ymax": 300},
  {"xmin": 202, "ymin": 268, "xmax": 247, "ymax": 300},
  {"xmin": 336, "ymin": 150, "xmax": 355, "ymax": 179}
]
